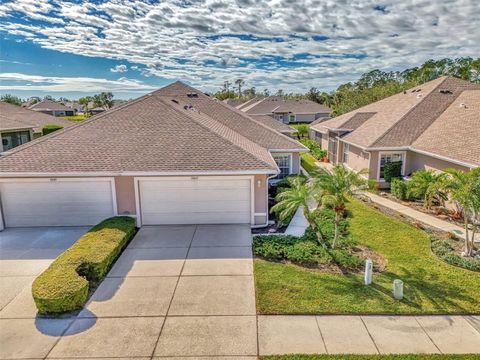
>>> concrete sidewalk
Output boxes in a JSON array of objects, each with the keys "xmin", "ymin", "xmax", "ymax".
[{"xmin": 364, "ymin": 192, "xmax": 479, "ymax": 242}]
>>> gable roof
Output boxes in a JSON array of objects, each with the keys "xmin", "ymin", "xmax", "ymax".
[
  {"xmin": 153, "ymin": 82, "xmax": 306, "ymax": 151},
  {"xmin": 244, "ymin": 97, "xmax": 331, "ymax": 115},
  {"xmin": 0, "ymin": 83, "xmax": 306, "ymax": 175},
  {"xmin": 311, "ymin": 76, "xmax": 480, "ymax": 167},
  {"xmin": 28, "ymin": 99, "xmax": 74, "ymax": 112},
  {"xmin": 249, "ymin": 115, "xmax": 297, "ymax": 134},
  {"xmin": 0, "ymin": 102, "xmax": 73, "ymax": 133}
]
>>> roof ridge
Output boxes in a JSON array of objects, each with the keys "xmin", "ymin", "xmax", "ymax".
[
  {"xmin": 0, "ymin": 91, "xmax": 156, "ymax": 159},
  {"xmin": 153, "ymin": 96, "xmax": 277, "ymax": 171},
  {"xmin": 369, "ymin": 76, "xmax": 457, "ymax": 148}
]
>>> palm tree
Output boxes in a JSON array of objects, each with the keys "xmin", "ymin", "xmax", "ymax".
[
  {"xmin": 271, "ymin": 177, "xmax": 325, "ymax": 246},
  {"xmin": 235, "ymin": 79, "xmax": 245, "ymax": 97},
  {"xmin": 407, "ymin": 170, "xmax": 448, "ymax": 209},
  {"xmin": 444, "ymin": 168, "xmax": 480, "ymax": 256},
  {"xmin": 312, "ymin": 166, "xmax": 369, "ymax": 248}
]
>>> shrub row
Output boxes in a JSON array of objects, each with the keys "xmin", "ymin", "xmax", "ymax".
[
  {"xmin": 430, "ymin": 236, "xmax": 480, "ymax": 272},
  {"xmin": 32, "ymin": 216, "xmax": 136, "ymax": 314},
  {"xmin": 42, "ymin": 124, "xmax": 64, "ymax": 136},
  {"xmin": 300, "ymin": 153, "xmax": 318, "ymax": 176},
  {"xmin": 300, "ymin": 139, "xmax": 328, "ymax": 160}
]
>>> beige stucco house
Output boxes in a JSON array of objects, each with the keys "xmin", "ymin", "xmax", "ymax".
[
  {"xmin": 238, "ymin": 96, "xmax": 331, "ymax": 124},
  {"xmin": 310, "ymin": 76, "xmax": 479, "ymax": 187},
  {"xmin": 0, "ymin": 82, "xmax": 307, "ymax": 230},
  {"xmin": 28, "ymin": 99, "xmax": 76, "ymax": 117}
]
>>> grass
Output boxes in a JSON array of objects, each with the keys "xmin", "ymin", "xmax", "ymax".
[
  {"xmin": 262, "ymin": 355, "xmax": 480, "ymax": 360},
  {"xmin": 61, "ymin": 114, "xmax": 88, "ymax": 121},
  {"xmin": 301, "ymin": 153, "xmax": 318, "ymax": 176},
  {"xmin": 254, "ymin": 199, "xmax": 480, "ymax": 314}
]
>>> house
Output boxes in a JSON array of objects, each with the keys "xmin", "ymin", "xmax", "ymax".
[
  {"xmin": 239, "ymin": 96, "xmax": 331, "ymax": 124},
  {"xmin": 310, "ymin": 76, "xmax": 480, "ymax": 187},
  {"xmin": 248, "ymin": 114, "xmax": 298, "ymax": 136},
  {"xmin": 28, "ymin": 99, "xmax": 76, "ymax": 116},
  {"xmin": 0, "ymin": 81, "xmax": 307, "ymax": 229},
  {"xmin": 0, "ymin": 102, "xmax": 73, "ymax": 151}
]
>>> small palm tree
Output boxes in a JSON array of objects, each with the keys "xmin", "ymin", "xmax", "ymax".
[
  {"xmin": 313, "ymin": 166, "xmax": 369, "ymax": 248},
  {"xmin": 444, "ymin": 168, "xmax": 480, "ymax": 256},
  {"xmin": 408, "ymin": 170, "xmax": 448, "ymax": 209},
  {"xmin": 271, "ymin": 176, "xmax": 325, "ymax": 246}
]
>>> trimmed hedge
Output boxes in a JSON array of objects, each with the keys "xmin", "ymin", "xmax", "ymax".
[
  {"xmin": 32, "ymin": 216, "xmax": 136, "ymax": 314},
  {"xmin": 42, "ymin": 124, "xmax": 64, "ymax": 136},
  {"xmin": 300, "ymin": 153, "xmax": 318, "ymax": 176},
  {"xmin": 391, "ymin": 178, "xmax": 408, "ymax": 200},
  {"xmin": 383, "ymin": 161, "xmax": 402, "ymax": 183}
]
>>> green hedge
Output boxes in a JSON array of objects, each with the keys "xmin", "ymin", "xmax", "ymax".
[
  {"xmin": 300, "ymin": 153, "xmax": 318, "ymax": 176},
  {"xmin": 391, "ymin": 178, "xmax": 408, "ymax": 200},
  {"xmin": 42, "ymin": 124, "xmax": 64, "ymax": 136},
  {"xmin": 383, "ymin": 161, "xmax": 402, "ymax": 183},
  {"xmin": 32, "ymin": 216, "xmax": 136, "ymax": 314}
]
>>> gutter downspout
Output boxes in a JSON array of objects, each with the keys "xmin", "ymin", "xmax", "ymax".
[{"xmin": 251, "ymin": 173, "xmax": 279, "ymax": 229}]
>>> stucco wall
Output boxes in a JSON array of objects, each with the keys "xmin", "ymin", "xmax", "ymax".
[
  {"xmin": 405, "ymin": 152, "xmax": 470, "ymax": 175},
  {"xmin": 369, "ymin": 151, "xmax": 380, "ymax": 180},
  {"xmin": 292, "ymin": 153, "xmax": 301, "ymax": 174},
  {"xmin": 114, "ymin": 176, "xmax": 136, "ymax": 215},
  {"xmin": 346, "ymin": 144, "xmax": 370, "ymax": 174},
  {"xmin": 294, "ymin": 114, "xmax": 316, "ymax": 123}
]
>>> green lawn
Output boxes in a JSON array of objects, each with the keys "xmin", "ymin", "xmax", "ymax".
[
  {"xmin": 262, "ymin": 355, "xmax": 479, "ymax": 360},
  {"xmin": 254, "ymin": 199, "xmax": 480, "ymax": 314},
  {"xmin": 61, "ymin": 114, "xmax": 88, "ymax": 121}
]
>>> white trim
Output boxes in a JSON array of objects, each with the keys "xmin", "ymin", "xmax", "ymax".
[
  {"xmin": 337, "ymin": 138, "xmax": 367, "ymax": 150},
  {"xmin": 254, "ymin": 212, "xmax": 268, "ymax": 216},
  {"xmin": 271, "ymin": 153, "xmax": 293, "ymax": 180},
  {"xmin": 377, "ymin": 151, "xmax": 407, "ymax": 181},
  {"xmin": 269, "ymin": 148, "xmax": 308, "ymax": 153},
  {"xmin": 134, "ymin": 175, "xmax": 255, "ymax": 227}
]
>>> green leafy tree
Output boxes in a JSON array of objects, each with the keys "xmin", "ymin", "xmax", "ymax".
[
  {"xmin": 1, "ymin": 94, "xmax": 22, "ymax": 106},
  {"xmin": 295, "ymin": 124, "xmax": 309, "ymax": 140},
  {"xmin": 407, "ymin": 170, "xmax": 448, "ymax": 209},
  {"xmin": 78, "ymin": 96, "xmax": 93, "ymax": 116},
  {"xmin": 93, "ymin": 92, "xmax": 114, "ymax": 109},
  {"xmin": 444, "ymin": 168, "xmax": 480, "ymax": 256},
  {"xmin": 313, "ymin": 166, "xmax": 369, "ymax": 248}
]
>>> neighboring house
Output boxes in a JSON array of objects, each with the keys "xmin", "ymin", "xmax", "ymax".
[
  {"xmin": 239, "ymin": 96, "xmax": 331, "ymax": 124},
  {"xmin": 0, "ymin": 102, "xmax": 73, "ymax": 151},
  {"xmin": 248, "ymin": 114, "xmax": 297, "ymax": 136},
  {"xmin": 310, "ymin": 76, "xmax": 480, "ymax": 187},
  {"xmin": 28, "ymin": 99, "xmax": 76, "ymax": 117},
  {"xmin": 222, "ymin": 98, "xmax": 245, "ymax": 107},
  {"xmin": 0, "ymin": 81, "xmax": 306, "ymax": 229}
]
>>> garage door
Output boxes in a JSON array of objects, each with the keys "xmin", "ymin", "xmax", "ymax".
[
  {"xmin": 139, "ymin": 177, "xmax": 252, "ymax": 225},
  {"xmin": 0, "ymin": 179, "xmax": 116, "ymax": 227}
]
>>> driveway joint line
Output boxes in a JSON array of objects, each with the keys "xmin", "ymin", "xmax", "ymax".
[
  {"xmin": 462, "ymin": 315, "xmax": 480, "ymax": 335},
  {"xmin": 359, "ymin": 316, "xmax": 380, "ymax": 354},
  {"xmin": 315, "ymin": 315, "xmax": 328, "ymax": 354},
  {"xmin": 414, "ymin": 316, "xmax": 442, "ymax": 354}
]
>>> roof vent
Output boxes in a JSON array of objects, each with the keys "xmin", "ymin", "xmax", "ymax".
[
  {"xmin": 403, "ymin": 90, "xmax": 407, "ymax": 94},
  {"xmin": 183, "ymin": 104, "xmax": 194, "ymax": 110},
  {"xmin": 459, "ymin": 103, "xmax": 467, "ymax": 109},
  {"xmin": 171, "ymin": 99, "xmax": 179, "ymax": 104},
  {"xmin": 439, "ymin": 88, "xmax": 452, "ymax": 94},
  {"xmin": 187, "ymin": 92, "xmax": 198, "ymax": 98},
  {"xmin": 417, "ymin": 93, "xmax": 423, "ymax": 98}
]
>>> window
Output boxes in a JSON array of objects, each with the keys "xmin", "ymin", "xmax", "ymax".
[
  {"xmin": 272, "ymin": 154, "xmax": 291, "ymax": 180},
  {"xmin": 379, "ymin": 153, "xmax": 404, "ymax": 179},
  {"xmin": 288, "ymin": 114, "xmax": 296, "ymax": 122},
  {"xmin": 343, "ymin": 143, "xmax": 349, "ymax": 164},
  {"xmin": 1, "ymin": 131, "xmax": 30, "ymax": 151}
]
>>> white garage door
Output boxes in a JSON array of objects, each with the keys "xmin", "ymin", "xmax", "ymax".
[
  {"xmin": 0, "ymin": 179, "xmax": 116, "ymax": 227},
  {"xmin": 139, "ymin": 177, "xmax": 252, "ymax": 225}
]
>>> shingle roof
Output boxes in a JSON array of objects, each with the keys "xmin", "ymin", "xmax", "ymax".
[
  {"xmin": 28, "ymin": 99, "xmax": 74, "ymax": 112},
  {"xmin": 249, "ymin": 115, "xmax": 297, "ymax": 134},
  {"xmin": 0, "ymin": 102, "xmax": 73, "ymax": 133},
  {"xmin": 154, "ymin": 82, "xmax": 306, "ymax": 151},
  {"xmin": 0, "ymin": 83, "xmax": 302, "ymax": 174},
  {"xmin": 244, "ymin": 97, "xmax": 331, "ymax": 115},
  {"xmin": 311, "ymin": 76, "xmax": 480, "ymax": 167}
]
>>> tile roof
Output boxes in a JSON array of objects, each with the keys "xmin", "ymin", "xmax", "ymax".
[
  {"xmin": 0, "ymin": 102, "xmax": 73, "ymax": 133},
  {"xmin": 0, "ymin": 82, "xmax": 308, "ymax": 174},
  {"xmin": 411, "ymin": 90, "xmax": 480, "ymax": 167},
  {"xmin": 311, "ymin": 76, "xmax": 480, "ymax": 167},
  {"xmin": 244, "ymin": 97, "xmax": 331, "ymax": 115},
  {"xmin": 28, "ymin": 99, "xmax": 74, "ymax": 112},
  {"xmin": 248, "ymin": 115, "xmax": 297, "ymax": 134},
  {"xmin": 154, "ymin": 82, "xmax": 306, "ymax": 151}
]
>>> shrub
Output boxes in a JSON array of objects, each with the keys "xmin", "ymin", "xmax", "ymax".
[
  {"xmin": 391, "ymin": 178, "xmax": 408, "ymax": 200},
  {"xmin": 300, "ymin": 139, "xmax": 327, "ymax": 160},
  {"xmin": 42, "ymin": 124, "xmax": 64, "ymax": 136},
  {"xmin": 286, "ymin": 241, "xmax": 332, "ymax": 266},
  {"xmin": 301, "ymin": 153, "xmax": 317, "ymax": 175},
  {"xmin": 32, "ymin": 216, "xmax": 136, "ymax": 314},
  {"xmin": 430, "ymin": 236, "xmax": 480, "ymax": 271},
  {"xmin": 383, "ymin": 161, "xmax": 403, "ymax": 183},
  {"xmin": 330, "ymin": 249, "xmax": 363, "ymax": 270},
  {"xmin": 311, "ymin": 207, "xmax": 349, "ymax": 242}
]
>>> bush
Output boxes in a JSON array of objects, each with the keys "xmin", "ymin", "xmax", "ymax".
[
  {"xmin": 300, "ymin": 139, "xmax": 327, "ymax": 160},
  {"xmin": 330, "ymin": 249, "xmax": 363, "ymax": 270},
  {"xmin": 311, "ymin": 208, "xmax": 349, "ymax": 243},
  {"xmin": 32, "ymin": 216, "xmax": 136, "ymax": 314},
  {"xmin": 286, "ymin": 242, "xmax": 332, "ymax": 266},
  {"xmin": 301, "ymin": 153, "xmax": 318, "ymax": 175},
  {"xmin": 383, "ymin": 161, "xmax": 403, "ymax": 183},
  {"xmin": 431, "ymin": 236, "xmax": 480, "ymax": 271},
  {"xmin": 391, "ymin": 178, "xmax": 408, "ymax": 200},
  {"xmin": 42, "ymin": 124, "xmax": 64, "ymax": 136}
]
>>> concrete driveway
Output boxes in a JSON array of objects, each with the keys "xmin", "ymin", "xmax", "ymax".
[{"xmin": 0, "ymin": 224, "xmax": 257, "ymax": 359}]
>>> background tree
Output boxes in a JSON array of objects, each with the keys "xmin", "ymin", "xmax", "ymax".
[
  {"xmin": 93, "ymin": 92, "xmax": 114, "ymax": 109},
  {"xmin": 235, "ymin": 79, "xmax": 245, "ymax": 97},
  {"xmin": 0, "ymin": 94, "xmax": 22, "ymax": 106},
  {"xmin": 78, "ymin": 96, "xmax": 93, "ymax": 116}
]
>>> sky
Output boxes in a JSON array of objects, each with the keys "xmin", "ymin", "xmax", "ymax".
[{"xmin": 0, "ymin": 0, "xmax": 479, "ymax": 100}]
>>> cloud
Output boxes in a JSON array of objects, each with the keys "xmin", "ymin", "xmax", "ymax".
[
  {"xmin": 110, "ymin": 64, "xmax": 128, "ymax": 72},
  {"xmin": 0, "ymin": 73, "xmax": 156, "ymax": 92},
  {"xmin": 0, "ymin": 0, "xmax": 478, "ymax": 92}
]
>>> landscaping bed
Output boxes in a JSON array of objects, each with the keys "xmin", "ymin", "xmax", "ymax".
[
  {"xmin": 32, "ymin": 216, "xmax": 136, "ymax": 315},
  {"xmin": 254, "ymin": 199, "xmax": 480, "ymax": 314}
]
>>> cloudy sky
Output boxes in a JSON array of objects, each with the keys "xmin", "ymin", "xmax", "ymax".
[{"xmin": 0, "ymin": 0, "xmax": 479, "ymax": 99}]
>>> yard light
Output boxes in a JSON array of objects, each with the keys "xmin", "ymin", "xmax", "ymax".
[
  {"xmin": 364, "ymin": 259, "xmax": 373, "ymax": 285},
  {"xmin": 393, "ymin": 279, "xmax": 404, "ymax": 300}
]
